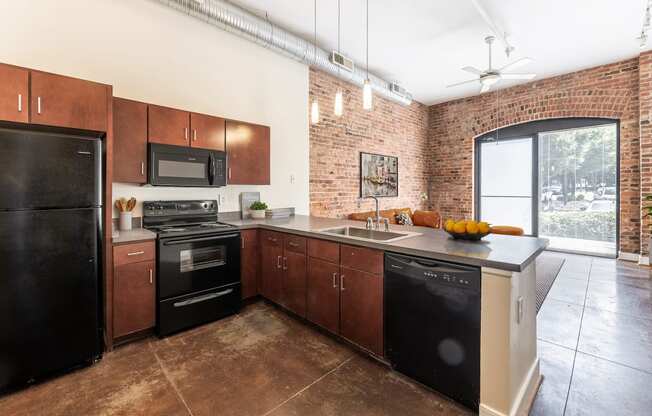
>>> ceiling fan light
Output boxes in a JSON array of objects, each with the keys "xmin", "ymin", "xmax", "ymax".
[{"xmin": 480, "ymin": 74, "xmax": 500, "ymax": 86}]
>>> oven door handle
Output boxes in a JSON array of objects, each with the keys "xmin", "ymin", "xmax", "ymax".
[
  {"xmin": 162, "ymin": 233, "xmax": 240, "ymax": 246},
  {"xmin": 173, "ymin": 288, "xmax": 234, "ymax": 308}
]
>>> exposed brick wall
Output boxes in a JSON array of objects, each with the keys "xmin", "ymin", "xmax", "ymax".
[
  {"xmin": 428, "ymin": 58, "xmax": 642, "ymax": 254},
  {"xmin": 309, "ymin": 68, "xmax": 429, "ymax": 218},
  {"xmin": 639, "ymin": 51, "xmax": 652, "ymax": 255}
]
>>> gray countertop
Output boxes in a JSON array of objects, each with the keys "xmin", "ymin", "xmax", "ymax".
[
  {"xmin": 112, "ymin": 228, "xmax": 157, "ymax": 245},
  {"xmin": 221, "ymin": 215, "xmax": 548, "ymax": 272}
]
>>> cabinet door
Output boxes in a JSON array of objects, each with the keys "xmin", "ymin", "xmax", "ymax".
[
  {"xmin": 114, "ymin": 261, "xmax": 156, "ymax": 338},
  {"xmin": 260, "ymin": 234, "xmax": 283, "ymax": 304},
  {"xmin": 307, "ymin": 257, "xmax": 340, "ymax": 334},
  {"xmin": 282, "ymin": 251, "xmax": 307, "ymax": 317},
  {"xmin": 190, "ymin": 112, "xmax": 225, "ymax": 151},
  {"xmin": 340, "ymin": 266, "xmax": 383, "ymax": 356},
  {"xmin": 113, "ymin": 98, "xmax": 148, "ymax": 183},
  {"xmin": 0, "ymin": 64, "xmax": 28, "ymax": 123},
  {"xmin": 241, "ymin": 229, "xmax": 259, "ymax": 299},
  {"xmin": 30, "ymin": 71, "xmax": 107, "ymax": 131},
  {"xmin": 148, "ymin": 104, "xmax": 190, "ymax": 146},
  {"xmin": 225, "ymin": 120, "xmax": 270, "ymax": 185}
]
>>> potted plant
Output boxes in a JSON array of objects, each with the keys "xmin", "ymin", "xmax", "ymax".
[{"xmin": 250, "ymin": 201, "xmax": 268, "ymax": 219}]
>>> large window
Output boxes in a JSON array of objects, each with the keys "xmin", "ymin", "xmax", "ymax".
[{"xmin": 475, "ymin": 119, "xmax": 618, "ymax": 257}]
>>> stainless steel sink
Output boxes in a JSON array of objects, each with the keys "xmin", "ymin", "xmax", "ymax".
[{"xmin": 319, "ymin": 226, "xmax": 420, "ymax": 243}]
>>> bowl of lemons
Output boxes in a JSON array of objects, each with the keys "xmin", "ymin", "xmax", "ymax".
[{"xmin": 443, "ymin": 219, "xmax": 491, "ymax": 241}]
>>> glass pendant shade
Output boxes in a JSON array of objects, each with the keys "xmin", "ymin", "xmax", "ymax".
[
  {"xmin": 310, "ymin": 99, "xmax": 320, "ymax": 124},
  {"xmin": 363, "ymin": 79, "xmax": 373, "ymax": 110},
  {"xmin": 334, "ymin": 89, "xmax": 343, "ymax": 117}
]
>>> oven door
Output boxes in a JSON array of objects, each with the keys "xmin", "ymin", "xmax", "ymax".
[
  {"xmin": 149, "ymin": 143, "xmax": 226, "ymax": 187},
  {"xmin": 158, "ymin": 232, "xmax": 241, "ymax": 299}
]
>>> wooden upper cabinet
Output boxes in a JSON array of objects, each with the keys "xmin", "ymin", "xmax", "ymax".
[
  {"xmin": 113, "ymin": 98, "xmax": 148, "ymax": 184},
  {"xmin": 0, "ymin": 64, "xmax": 29, "ymax": 123},
  {"xmin": 148, "ymin": 104, "xmax": 190, "ymax": 146},
  {"xmin": 226, "ymin": 120, "xmax": 270, "ymax": 185},
  {"xmin": 190, "ymin": 112, "xmax": 225, "ymax": 151},
  {"xmin": 30, "ymin": 71, "xmax": 108, "ymax": 131}
]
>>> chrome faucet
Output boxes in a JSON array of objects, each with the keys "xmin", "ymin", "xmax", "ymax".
[{"xmin": 365, "ymin": 196, "xmax": 384, "ymax": 230}]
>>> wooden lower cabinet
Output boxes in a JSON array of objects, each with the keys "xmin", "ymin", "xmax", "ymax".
[
  {"xmin": 307, "ymin": 257, "xmax": 340, "ymax": 334},
  {"xmin": 260, "ymin": 232, "xmax": 284, "ymax": 304},
  {"xmin": 241, "ymin": 229, "xmax": 259, "ymax": 299},
  {"xmin": 282, "ymin": 250, "xmax": 307, "ymax": 317},
  {"xmin": 339, "ymin": 266, "xmax": 384, "ymax": 356},
  {"xmin": 113, "ymin": 260, "xmax": 156, "ymax": 338}
]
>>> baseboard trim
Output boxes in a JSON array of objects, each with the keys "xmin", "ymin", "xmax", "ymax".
[
  {"xmin": 618, "ymin": 251, "xmax": 639, "ymax": 262},
  {"xmin": 479, "ymin": 359, "xmax": 541, "ymax": 416}
]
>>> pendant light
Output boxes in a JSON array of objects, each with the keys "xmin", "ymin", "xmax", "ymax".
[
  {"xmin": 310, "ymin": 0, "xmax": 320, "ymax": 124},
  {"xmin": 362, "ymin": 0, "xmax": 373, "ymax": 110},
  {"xmin": 334, "ymin": 0, "xmax": 344, "ymax": 117}
]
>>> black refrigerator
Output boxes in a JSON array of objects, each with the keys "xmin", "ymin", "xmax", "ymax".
[{"xmin": 0, "ymin": 127, "xmax": 103, "ymax": 392}]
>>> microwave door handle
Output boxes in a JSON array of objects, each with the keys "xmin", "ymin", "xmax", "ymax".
[
  {"xmin": 163, "ymin": 233, "xmax": 240, "ymax": 246},
  {"xmin": 208, "ymin": 153, "xmax": 215, "ymax": 185}
]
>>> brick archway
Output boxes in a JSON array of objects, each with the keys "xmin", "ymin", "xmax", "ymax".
[{"xmin": 429, "ymin": 58, "xmax": 640, "ymax": 255}]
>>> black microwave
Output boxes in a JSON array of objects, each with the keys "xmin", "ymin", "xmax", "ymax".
[{"xmin": 148, "ymin": 143, "xmax": 226, "ymax": 187}]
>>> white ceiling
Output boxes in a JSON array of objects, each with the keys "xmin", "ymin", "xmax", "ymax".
[{"xmin": 229, "ymin": 0, "xmax": 646, "ymax": 105}]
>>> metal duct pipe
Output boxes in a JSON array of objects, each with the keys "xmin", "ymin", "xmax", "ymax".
[{"xmin": 156, "ymin": 0, "xmax": 413, "ymax": 106}]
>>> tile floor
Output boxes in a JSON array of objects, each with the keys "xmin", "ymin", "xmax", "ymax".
[
  {"xmin": 0, "ymin": 252, "xmax": 649, "ymax": 416},
  {"xmin": 532, "ymin": 252, "xmax": 652, "ymax": 416}
]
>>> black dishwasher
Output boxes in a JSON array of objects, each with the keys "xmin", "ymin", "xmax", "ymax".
[{"xmin": 384, "ymin": 253, "xmax": 481, "ymax": 411}]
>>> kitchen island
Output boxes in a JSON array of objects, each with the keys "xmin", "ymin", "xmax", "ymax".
[{"xmin": 222, "ymin": 214, "xmax": 546, "ymax": 416}]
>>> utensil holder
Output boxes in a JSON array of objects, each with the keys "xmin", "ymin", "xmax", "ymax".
[{"xmin": 119, "ymin": 212, "xmax": 133, "ymax": 231}]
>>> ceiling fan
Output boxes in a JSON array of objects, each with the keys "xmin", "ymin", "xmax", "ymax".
[{"xmin": 447, "ymin": 36, "xmax": 536, "ymax": 93}]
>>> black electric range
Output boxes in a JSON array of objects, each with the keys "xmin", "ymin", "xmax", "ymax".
[{"xmin": 143, "ymin": 200, "xmax": 241, "ymax": 336}]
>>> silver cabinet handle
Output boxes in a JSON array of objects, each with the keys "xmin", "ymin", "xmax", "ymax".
[
  {"xmin": 332, "ymin": 272, "xmax": 337, "ymax": 288},
  {"xmin": 18, "ymin": 94, "xmax": 22, "ymax": 112},
  {"xmin": 141, "ymin": 162, "xmax": 145, "ymax": 176},
  {"xmin": 127, "ymin": 251, "xmax": 145, "ymax": 256},
  {"xmin": 341, "ymin": 275, "xmax": 346, "ymax": 291},
  {"xmin": 288, "ymin": 242, "xmax": 299, "ymax": 247},
  {"xmin": 228, "ymin": 168, "xmax": 232, "ymax": 180},
  {"xmin": 193, "ymin": 129, "xmax": 197, "ymax": 141},
  {"xmin": 277, "ymin": 255, "xmax": 282, "ymax": 269},
  {"xmin": 37, "ymin": 96, "xmax": 42, "ymax": 114},
  {"xmin": 184, "ymin": 127, "xmax": 189, "ymax": 141},
  {"xmin": 149, "ymin": 269, "xmax": 153, "ymax": 284},
  {"xmin": 242, "ymin": 238, "xmax": 245, "ymax": 249}
]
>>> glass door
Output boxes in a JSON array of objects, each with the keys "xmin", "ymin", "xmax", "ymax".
[
  {"xmin": 538, "ymin": 124, "xmax": 617, "ymax": 256},
  {"xmin": 478, "ymin": 137, "xmax": 534, "ymax": 234}
]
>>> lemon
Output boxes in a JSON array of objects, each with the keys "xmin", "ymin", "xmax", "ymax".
[
  {"xmin": 453, "ymin": 222, "xmax": 466, "ymax": 234},
  {"xmin": 444, "ymin": 219, "xmax": 456, "ymax": 232},
  {"xmin": 478, "ymin": 222, "xmax": 490, "ymax": 234},
  {"xmin": 466, "ymin": 221, "xmax": 479, "ymax": 234}
]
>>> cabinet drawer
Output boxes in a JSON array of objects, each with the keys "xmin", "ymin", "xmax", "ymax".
[
  {"xmin": 113, "ymin": 241, "xmax": 155, "ymax": 266},
  {"xmin": 308, "ymin": 238, "xmax": 339, "ymax": 263},
  {"xmin": 260, "ymin": 230, "xmax": 283, "ymax": 247},
  {"xmin": 284, "ymin": 234, "xmax": 306, "ymax": 254},
  {"xmin": 340, "ymin": 245, "xmax": 383, "ymax": 275}
]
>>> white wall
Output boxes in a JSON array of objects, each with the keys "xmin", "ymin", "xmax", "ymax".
[{"xmin": 0, "ymin": 0, "xmax": 310, "ymax": 218}]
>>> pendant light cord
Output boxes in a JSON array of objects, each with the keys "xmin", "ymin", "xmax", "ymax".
[{"xmin": 366, "ymin": 0, "xmax": 369, "ymax": 79}]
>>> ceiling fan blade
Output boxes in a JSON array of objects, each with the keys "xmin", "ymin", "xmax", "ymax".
[
  {"xmin": 446, "ymin": 78, "xmax": 479, "ymax": 88},
  {"xmin": 480, "ymin": 83, "xmax": 491, "ymax": 93},
  {"xmin": 501, "ymin": 73, "xmax": 537, "ymax": 80},
  {"xmin": 462, "ymin": 66, "xmax": 483, "ymax": 75},
  {"xmin": 498, "ymin": 57, "xmax": 533, "ymax": 72}
]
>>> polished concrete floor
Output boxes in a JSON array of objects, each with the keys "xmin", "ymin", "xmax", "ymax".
[
  {"xmin": 532, "ymin": 252, "xmax": 652, "ymax": 416},
  {"xmin": 0, "ymin": 253, "xmax": 649, "ymax": 416}
]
